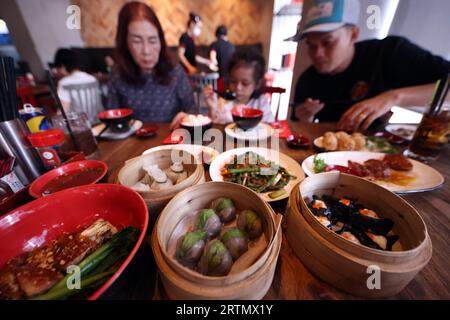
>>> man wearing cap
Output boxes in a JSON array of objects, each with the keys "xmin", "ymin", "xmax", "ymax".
[{"xmin": 293, "ymin": 0, "xmax": 450, "ymax": 131}]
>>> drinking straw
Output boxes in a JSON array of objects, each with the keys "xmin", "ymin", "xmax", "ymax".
[
  {"xmin": 434, "ymin": 72, "xmax": 450, "ymax": 115},
  {"xmin": 429, "ymin": 79, "xmax": 444, "ymax": 114},
  {"xmin": 45, "ymin": 70, "xmax": 80, "ymax": 151}
]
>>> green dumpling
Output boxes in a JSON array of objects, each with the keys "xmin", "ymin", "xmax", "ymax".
[
  {"xmin": 220, "ymin": 228, "xmax": 248, "ymax": 261},
  {"xmin": 196, "ymin": 209, "xmax": 222, "ymax": 239},
  {"xmin": 237, "ymin": 209, "xmax": 263, "ymax": 240},
  {"xmin": 198, "ymin": 239, "xmax": 233, "ymax": 276},
  {"xmin": 176, "ymin": 230, "xmax": 207, "ymax": 267},
  {"xmin": 210, "ymin": 197, "xmax": 236, "ymax": 223}
]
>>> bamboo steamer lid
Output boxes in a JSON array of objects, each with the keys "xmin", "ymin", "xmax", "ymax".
[{"xmin": 285, "ymin": 172, "xmax": 432, "ymax": 298}]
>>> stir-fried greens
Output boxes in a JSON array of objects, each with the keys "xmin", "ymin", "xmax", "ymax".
[{"xmin": 221, "ymin": 152, "xmax": 296, "ymax": 194}]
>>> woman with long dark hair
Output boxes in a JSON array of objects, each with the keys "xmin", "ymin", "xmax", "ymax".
[{"xmin": 108, "ymin": 2, "xmax": 195, "ymax": 126}]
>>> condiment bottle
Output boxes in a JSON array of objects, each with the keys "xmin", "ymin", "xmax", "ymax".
[{"xmin": 27, "ymin": 129, "xmax": 65, "ymax": 170}]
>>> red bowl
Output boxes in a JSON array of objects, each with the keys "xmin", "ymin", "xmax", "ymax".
[
  {"xmin": 286, "ymin": 134, "xmax": 311, "ymax": 149},
  {"xmin": 29, "ymin": 160, "xmax": 108, "ymax": 198},
  {"xmin": 231, "ymin": 106, "xmax": 263, "ymax": 130},
  {"xmin": 0, "ymin": 183, "xmax": 149, "ymax": 300},
  {"xmin": 98, "ymin": 108, "xmax": 134, "ymax": 132}
]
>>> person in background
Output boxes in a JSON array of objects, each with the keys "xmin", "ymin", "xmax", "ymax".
[
  {"xmin": 104, "ymin": 55, "xmax": 115, "ymax": 73},
  {"xmin": 210, "ymin": 25, "xmax": 235, "ymax": 83},
  {"xmin": 178, "ymin": 13, "xmax": 216, "ymax": 75},
  {"xmin": 293, "ymin": 0, "xmax": 450, "ymax": 132},
  {"xmin": 53, "ymin": 48, "xmax": 98, "ymax": 113},
  {"xmin": 204, "ymin": 48, "xmax": 273, "ymax": 124},
  {"xmin": 108, "ymin": 2, "xmax": 196, "ymax": 127}
]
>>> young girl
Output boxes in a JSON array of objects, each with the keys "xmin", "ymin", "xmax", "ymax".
[{"xmin": 204, "ymin": 49, "xmax": 274, "ymax": 124}]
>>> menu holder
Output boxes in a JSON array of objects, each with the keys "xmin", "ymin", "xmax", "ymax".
[{"xmin": 0, "ymin": 151, "xmax": 85, "ymax": 215}]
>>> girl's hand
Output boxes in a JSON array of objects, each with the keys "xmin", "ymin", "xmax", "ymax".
[
  {"xmin": 170, "ymin": 112, "xmax": 187, "ymax": 130},
  {"xmin": 203, "ymin": 85, "xmax": 217, "ymax": 112}
]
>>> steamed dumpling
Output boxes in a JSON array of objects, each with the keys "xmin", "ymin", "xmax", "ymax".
[
  {"xmin": 198, "ymin": 239, "xmax": 233, "ymax": 276},
  {"xmin": 176, "ymin": 230, "xmax": 207, "ymax": 267},
  {"xmin": 196, "ymin": 209, "xmax": 222, "ymax": 239},
  {"xmin": 220, "ymin": 228, "xmax": 248, "ymax": 261},
  {"xmin": 323, "ymin": 132, "xmax": 338, "ymax": 151},
  {"xmin": 237, "ymin": 210, "xmax": 263, "ymax": 240},
  {"xmin": 210, "ymin": 197, "xmax": 236, "ymax": 223},
  {"xmin": 351, "ymin": 133, "xmax": 366, "ymax": 150}
]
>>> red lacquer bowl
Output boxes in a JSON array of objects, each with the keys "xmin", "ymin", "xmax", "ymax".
[
  {"xmin": 0, "ymin": 183, "xmax": 149, "ymax": 300},
  {"xmin": 231, "ymin": 106, "xmax": 263, "ymax": 130},
  {"xmin": 29, "ymin": 160, "xmax": 108, "ymax": 198},
  {"xmin": 97, "ymin": 108, "xmax": 134, "ymax": 132}
]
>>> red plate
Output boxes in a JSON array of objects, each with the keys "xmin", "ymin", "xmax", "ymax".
[
  {"xmin": 29, "ymin": 160, "xmax": 108, "ymax": 198},
  {"xmin": 0, "ymin": 183, "xmax": 149, "ymax": 300},
  {"xmin": 136, "ymin": 125, "xmax": 158, "ymax": 138}
]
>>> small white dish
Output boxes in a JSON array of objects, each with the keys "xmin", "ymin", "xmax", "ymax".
[
  {"xmin": 225, "ymin": 123, "xmax": 273, "ymax": 141},
  {"xmin": 385, "ymin": 124, "xmax": 418, "ymax": 141}
]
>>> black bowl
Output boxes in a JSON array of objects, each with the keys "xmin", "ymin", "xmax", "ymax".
[
  {"xmin": 231, "ymin": 106, "xmax": 263, "ymax": 130},
  {"xmin": 179, "ymin": 115, "xmax": 213, "ymax": 142},
  {"xmin": 98, "ymin": 108, "xmax": 133, "ymax": 132}
]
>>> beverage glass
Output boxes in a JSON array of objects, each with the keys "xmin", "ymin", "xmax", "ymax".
[
  {"xmin": 51, "ymin": 112, "xmax": 100, "ymax": 159},
  {"xmin": 404, "ymin": 105, "xmax": 450, "ymax": 162}
]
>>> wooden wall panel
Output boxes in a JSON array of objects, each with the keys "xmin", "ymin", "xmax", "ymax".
[{"xmin": 72, "ymin": 0, "xmax": 274, "ymax": 48}]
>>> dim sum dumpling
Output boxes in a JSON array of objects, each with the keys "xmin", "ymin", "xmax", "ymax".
[
  {"xmin": 323, "ymin": 132, "xmax": 338, "ymax": 151},
  {"xmin": 336, "ymin": 131, "xmax": 356, "ymax": 151},
  {"xmin": 351, "ymin": 133, "xmax": 366, "ymax": 150}
]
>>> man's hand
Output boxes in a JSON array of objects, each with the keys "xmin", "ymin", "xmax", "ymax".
[
  {"xmin": 296, "ymin": 98, "xmax": 324, "ymax": 122},
  {"xmin": 337, "ymin": 90, "xmax": 400, "ymax": 132}
]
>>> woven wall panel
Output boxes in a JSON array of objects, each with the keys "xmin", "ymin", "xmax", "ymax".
[{"xmin": 72, "ymin": 0, "xmax": 273, "ymax": 47}]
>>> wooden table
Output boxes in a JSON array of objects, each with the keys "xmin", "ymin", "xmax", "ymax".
[{"xmin": 98, "ymin": 122, "xmax": 450, "ymax": 300}]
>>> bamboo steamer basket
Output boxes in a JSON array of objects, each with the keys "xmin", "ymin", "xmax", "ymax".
[
  {"xmin": 285, "ymin": 172, "xmax": 432, "ymax": 298},
  {"xmin": 118, "ymin": 149, "xmax": 205, "ymax": 215},
  {"xmin": 151, "ymin": 181, "xmax": 283, "ymax": 300}
]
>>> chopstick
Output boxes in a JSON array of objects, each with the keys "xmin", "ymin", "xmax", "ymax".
[
  {"xmin": 0, "ymin": 56, "xmax": 19, "ymax": 122},
  {"xmin": 45, "ymin": 70, "xmax": 80, "ymax": 151}
]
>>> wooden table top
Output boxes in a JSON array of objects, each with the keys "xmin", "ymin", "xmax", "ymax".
[{"xmin": 98, "ymin": 122, "xmax": 450, "ymax": 300}]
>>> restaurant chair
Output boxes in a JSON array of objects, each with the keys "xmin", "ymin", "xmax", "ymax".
[
  {"xmin": 62, "ymin": 81, "xmax": 104, "ymax": 125},
  {"xmin": 189, "ymin": 72, "xmax": 220, "ymax": 114},
  {"xmin": 263, "ymin": 86, "xmax": 286, "ymax": 121}
]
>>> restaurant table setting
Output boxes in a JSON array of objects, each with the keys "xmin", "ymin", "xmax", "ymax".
[{"xmin": 0, "ymin": 68, "xmax": 449, "ymax": 299}]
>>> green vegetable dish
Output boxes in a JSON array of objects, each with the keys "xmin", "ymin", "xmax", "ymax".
[{"xmin": 220, "ymin": 152, "xmax": 296, "ymax": 196}]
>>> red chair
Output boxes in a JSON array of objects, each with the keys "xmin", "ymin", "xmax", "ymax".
[
  {"xmin": 16, "ymin": 86, "xmax": 37, "ymax": 108},
  {"xmin": 263, "ymin": 86, "xmax": 286, "ymax": 121}
]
